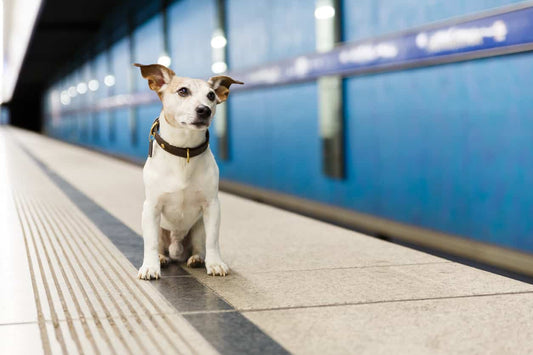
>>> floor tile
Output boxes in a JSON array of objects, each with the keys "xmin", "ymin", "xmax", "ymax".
[
  {"xmin": 161, "ymin": 263, "xmax": 192, "ymax": 277},
  {"xmin": 0, "ymin": 323, "xmax": 43, "ymax": 355},
  {"xmin": 0, "ymin": 151, "xmax": 37, "ymax": 325},
  {"xmin": 152, "ymin": 277, "xmax": 233, "ymax": 313},
  {"xmin": 243, "ymin": 292, "xmax": 533, "ymax": 355},
  {"xmin": 190, "ymin": 262, "xmax": 533, "ymax": 310},
  {"xmin": 217, "ymin": 194, "xmax": 448, "ymax": 273},
  {"xmin": 184, "ymin": 311, "xmax": 289, "ymax": 355}
]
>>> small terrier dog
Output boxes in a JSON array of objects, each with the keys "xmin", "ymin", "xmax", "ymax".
[{"xmin": 134, "ymin": 63, "xmax": 242, "ymax": 280}]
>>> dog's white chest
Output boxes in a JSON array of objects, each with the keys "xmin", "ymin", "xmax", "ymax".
[
  {"xmin": 159, "ymin": 188, "xmax": 204, "ymax": 229},
  {"xmin": 143, "ymin": 148, "xmax": 218, "ymax": 232}
]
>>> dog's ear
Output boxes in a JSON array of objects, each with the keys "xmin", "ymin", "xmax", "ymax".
[
  {"xmin": 207, "ymin": 76, "xmax": 244, "ymax": 103},
  {"xmin": 133, "ymin": 63, "xmax": 175, "ymax": 93}
]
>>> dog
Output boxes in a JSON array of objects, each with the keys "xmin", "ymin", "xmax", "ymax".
[{"xmin": 133, "ymin": 63, "xmax": 243, "ymax": 280}]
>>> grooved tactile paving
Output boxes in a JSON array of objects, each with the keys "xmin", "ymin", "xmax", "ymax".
[{"xmin": 5, "ymin": 132, "xmax": 218, "ymax": 355}]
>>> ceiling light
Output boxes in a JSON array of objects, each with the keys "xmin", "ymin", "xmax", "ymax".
[
  {"xmin": 104, "ymin": 75, "xmax": 115, "ymax": 87},
  {"xmin": 67, "ymin": 86, "xmax": 77, "ymax": 97},
  {"xmin": 60, "ymin": 91, "xmax": 70, "ymax": 105},
  {"xmin": 211, "ymin": 61, "xmax": 227, "ymax": 74},
  {"xmin": 211, "ymin": 35, "xmax": 227, "ymax": 49},
  {"xmin": 88, "ymin": 79, "xmax": 99, "ymax": 91},
  {"xmin": 157, "ymin": 55, "xmax": 171, "ymax": 67},
  {"xmin": 76, "ymin": 82, "xmax": 87, "ymax": 94},
  {"xmin": 314, "ymin": 5, "xmax": 335, "ymax": 19}
]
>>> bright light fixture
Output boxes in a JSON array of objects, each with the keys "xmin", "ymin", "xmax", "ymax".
[
  {"xmin": 88, "ymin": 79, "xmax": 99, "ymax": 91},
  {"xmin": 67, "ymin": 86, "xmax": 77, "ymax": 97},
  {"xmin": 157, "ymin": 54, "xmax": 171, "ymax": 67},
  {"xmin": 1, "ymin": 0, "xmax": 43, "ymax": 103},
  {"xmin": 211, "ymin": 35, "xmax": 227, "ymax": 49},
  {"xmin": 76, "ymin": 82, "xmax": 87, "ymax": 94},
  {"xmin": 211, "ymin": 61, "xmax": 227, "ymax": 74},
  {"xmin": 60, "ymin": 91, "xmax": 71, "ymax": 105},
  {"xmin": 104, "ymin": 75, "xmax": 115, "ymax": 87},
  {"xmin": 314, "ymin": 5, "xmax": 335, "ymax": 19}
]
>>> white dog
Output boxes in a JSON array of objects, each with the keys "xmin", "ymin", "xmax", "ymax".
[{"xmin": 134, "ymin": 63, "xmax": 242, "ymax": 280}]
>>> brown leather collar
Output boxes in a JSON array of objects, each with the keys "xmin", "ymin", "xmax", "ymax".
[{"xmin": 148, "ymin": 118, "xmax": 209, "ymax": 162}]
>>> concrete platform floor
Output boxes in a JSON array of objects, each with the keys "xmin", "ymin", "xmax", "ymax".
[{"xmin": 2, "ymin": 127, "xmax": 533, "ymax": 355}]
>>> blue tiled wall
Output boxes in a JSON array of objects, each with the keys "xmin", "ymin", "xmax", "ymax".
[{"xmin": 169, "ymin": 0, "xmax": 215, "ymax": 79}]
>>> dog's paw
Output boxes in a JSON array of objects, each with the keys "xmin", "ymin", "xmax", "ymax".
[
  {"xmin": 205, "ymin": 259, "xmax": 229, "ymax": 276},
  {"xmin": 138, "ymin": 263, "xmax": 161, "ymax": 280},
  {"xmin": 187, "ymin": 254, "xmax": 205, "ymax": 268},
  {"xmin": 159, "ymin": 254, "xmax": 171, "ymax": 267}
]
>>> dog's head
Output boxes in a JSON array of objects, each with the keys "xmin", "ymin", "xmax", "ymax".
[{"xmin": 134, "ymin": 63, "xmax": 243, "ymax": 130}]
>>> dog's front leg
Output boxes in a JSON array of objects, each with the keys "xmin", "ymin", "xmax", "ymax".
[
  {"xmin": 203, "ymin": 197, "xmax": 229, "ymax": 276},
  {"xmin": 138, "ymin": 200, "xmax": 162, "ymax": 280}
]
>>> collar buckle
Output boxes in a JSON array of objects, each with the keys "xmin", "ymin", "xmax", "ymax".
[{"xmin": 149, "ymin": 120, "xmax": 159, "ymax": 142}]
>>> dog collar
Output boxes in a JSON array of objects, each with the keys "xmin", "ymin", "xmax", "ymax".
[{"xmin": 148, "ymin": 118, "xmax": 209, "ymax": 162}]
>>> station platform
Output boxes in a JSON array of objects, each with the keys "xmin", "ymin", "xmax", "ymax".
[{"xmin": 2, "ymin": 126, "xmax": 533, "ymax": 355}]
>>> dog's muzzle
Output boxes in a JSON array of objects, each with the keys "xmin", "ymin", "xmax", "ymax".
[{"xmin": 195, "ymin": 105, "xmax": 212, "ymax": 120}]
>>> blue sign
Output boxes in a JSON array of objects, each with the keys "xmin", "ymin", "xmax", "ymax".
[{"xmin": 231, "ymin": 4, "xmax": 533, "ymax": 90}]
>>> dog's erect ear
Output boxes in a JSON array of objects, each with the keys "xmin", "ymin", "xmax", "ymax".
[
  {"xmin": 207, "ymin": 76, "xmax": 244, "ymax": 103},
  {"xmin": 133, "ymin": 63, "xmax": 175, "ymax": 92}
]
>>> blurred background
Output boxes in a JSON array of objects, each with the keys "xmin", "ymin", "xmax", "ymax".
[{"xmin": 2, "ymin": 0, "xmax": 533, "ymax": 272}]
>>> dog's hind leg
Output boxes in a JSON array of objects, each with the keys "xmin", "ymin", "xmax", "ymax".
[
  {"xmin": 186, "ymin": 218, "xmax": 206, "ymax": 268},
  {"xmin": 159, "ymin": 228, "xmax": 171, "ymax": 267}
]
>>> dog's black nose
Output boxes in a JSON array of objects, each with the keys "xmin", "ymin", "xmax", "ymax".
[{"xmin": 196, "ymin": 105, "xmax": 212, "ymax": 119}]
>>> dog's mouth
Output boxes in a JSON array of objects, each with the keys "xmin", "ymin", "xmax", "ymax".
[{"xmin": 180, "ymin": 121, "xmax": 208, "ymax": 129}]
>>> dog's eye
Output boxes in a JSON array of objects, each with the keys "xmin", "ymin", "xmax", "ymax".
[
  {"xmin": 177, "ymin": 87, "xmax": 189, "ymax": 97},
  {"xmin": 207, "ymin": 91, "xmax": 216, "ymax": 101}
]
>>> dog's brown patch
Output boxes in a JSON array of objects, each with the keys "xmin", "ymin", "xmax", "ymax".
[{"xmin": 133, "ymin": 63, "xmax": 175, "ymax": 93}]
